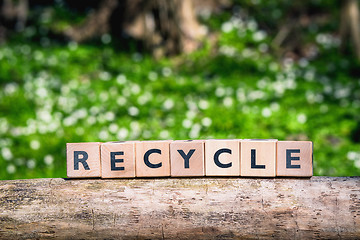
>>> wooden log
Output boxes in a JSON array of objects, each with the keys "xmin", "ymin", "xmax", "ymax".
[{"xmin": 0, "ymin": 177, "xmax": 359, "ymax": 239}]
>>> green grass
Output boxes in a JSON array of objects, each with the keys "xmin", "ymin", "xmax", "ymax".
[{"xmin": 1, "ymin": 14, "xmax": 360, "ymax": 179}]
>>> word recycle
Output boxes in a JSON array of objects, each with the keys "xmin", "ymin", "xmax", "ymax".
[{"xmin": 67, "ymin": 139, "xmax": 313, "ymax": 178}]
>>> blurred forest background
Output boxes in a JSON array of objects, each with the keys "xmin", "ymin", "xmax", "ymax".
[{"xmin": 0, "ymin": 0, "xmax": 360, "ymax": 179}]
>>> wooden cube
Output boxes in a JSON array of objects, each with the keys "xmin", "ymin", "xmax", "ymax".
[
  {"xmin": 135, "ymin": 141, "xmax": 171, "ymax": 177},
  {"xmin": 276, "ymin": 141, "xmax": 313, "ymax": 177},
  {"xmin": 170, "ymin": 140, "xmax": 205, "ymax": 177},
  {"xmin": 205, "ymin": 139, "xmax": 240, "ymax": 176},
  {"xmin": 67, "ymin": 142, "xmax": 101, "ymax": 178},
  {"xmin": 101, "ymin": 141, "xmax": 136, "ymax": 178},
  {"xmin": 240, "ymin": 139, "xmax": 277, "ymax": 177}
]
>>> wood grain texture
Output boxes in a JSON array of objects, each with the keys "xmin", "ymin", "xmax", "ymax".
[
  {"xmin": 101, "ymin": 142, "xmax": 136, "ymax": 178},
  {"xmin": 135, "ymin": 141, "xmax": 171, "ymax": 177},
  {"xmin": 205, "ymin": 139, "xmax": 240, "ymax": 176},
  {"xmin": 170, "ymin": 140, "xmax": 205, "ymax": 177},
  {"xmin": 241, "ymin": 139, "xmax": 277, "ymax": 177},
  {"xmin": 276, "ymin": 141, "xmax": 313, "ymax": 177},
  {"xmin": 67, "ymin": 142, "xmax": 101, "ymax": 178},
  {"xmin": 0, "ymin": 177, "xmax": 359, "ymax": 239}
]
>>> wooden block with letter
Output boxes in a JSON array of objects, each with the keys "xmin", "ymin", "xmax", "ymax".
[
  {"xmin": 101, "ymin": 141, "xmax": 136, "ymax": 178},
  {"xmin": 170, "ymin": 140, "xmax": 204, "ymax": 177},
  {"xmin": 135, "ymin": 140, "xmax": 171, "ymax": 177},
  {"xmin": 205, "ymin": 139, "xmax": 240, "ymax": 176},
  {"xmin": 276, "ymin": 141, "xmax": 313, "ymax": 177},
  {"xmin": 240, "ymin": 139, "xmax": 277, "ymax": 177},
  {"xmin": 67, "ymin": 142, "xmax": 101, "ymax": 178}
]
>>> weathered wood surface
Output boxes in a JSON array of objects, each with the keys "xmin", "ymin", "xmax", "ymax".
[{"xmin": 0, "ymin": 177, "xmax": 359, "ymax": 239}]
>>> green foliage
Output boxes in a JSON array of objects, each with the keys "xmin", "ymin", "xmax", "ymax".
[{"xmin": 1, "ymin": 3, "xmax": 360, "ymax": 179}]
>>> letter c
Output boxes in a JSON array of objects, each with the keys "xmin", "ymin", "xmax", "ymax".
[
  {"xmin": 214, "ymin": 148, "xmax": 232, "ymax": 168},
  {"xmin": 144, "ymin": 149, "xmax": 162, "ymax": 168}
]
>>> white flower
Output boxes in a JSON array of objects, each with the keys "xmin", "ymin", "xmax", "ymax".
[
  {"xmin": 75, "ymin": 108, "xmax": 88, "ymax": 119},
  {"xmin": 162, "ymin": 67, "xmax": 172, "ymax": 77},
  {"xmin": 253, "ymin": 30, "xmax": 266, "ymax": 42},
  {"xmin": 297, "ymin": 113, "xmax": 307, "ymax": 124},
  {"xmin": 299, "ymin": 58, "xmax": 308, "ymax": 67},
  {"xmin": 269, "ymin": 62, "xmax": 279, "ymax": 72},
  {"xmin": 182, "ymin": 119, "xmax": 192, "ymax": 129},
  {"xmin": 186, "ymin": 100, "xmax": 198, "ymax": 111},
  {"xmin": 199, "ymin": 100, "xmax": 209, "ymax": 110},
  {"xmin": 131, "ymin": 84, "xmax": 141, "ymax": 94},
  {"xmin": 99, "ymin": 71, "xmax": 111, "ymax": 81},
  {"xmin": 334, "ymin": 87, "xmax": 350, "ymax": 99},
  {"xmin": 68, "ymin": 41, "xmax": 78, "ymax": 51},
  {"xmin": 347, "ymin": 151, "xmax": 359, "ymax": 161},
  {"xmin": 121, "ymin": 87, "xmax": 131, "ymax": 97},
  {"xmin": 148, "ymin": 71, "xmax": 158, "ymax": 81},
  {"xmin": 7, "ymin": 164, "xmax": 16, "ymax": 174},
  {"xmin": 261, "ymin": 108, "xmax": 272, "ymax": 118},
  {"xmin": 128, "ymin": 106, "xmax": 139, "ymax": 116},
  {"xmin": 189, "ymin": 123, "xmax": 201, "ymax": 138},
  {"xmin": 76, "ymin": 127, "xmax": 84, "ymax": 135},
  {"xmin": 142, "ymin": 130, "xmax": 151, "ymax": 139},
  {"xmin": 248, "ymin": 90, "xmax": 265, "ymax": 101},
  {"xmin": 215, "ymin": 87, "xmax": 226, "ymax": 97},
  {"xmin": 105, "ymin": 111, "xmax": 115, "ymax": 121},
  {"xmin": 320, "ymin": 104, "xmax": 328, "ymax": 113},
  {"xmin": 221, "ymin": 22, "xmax": 233, "ymax": 33},
  {"xmin": 116, "ymin": 74, "xmax": 127, "ymax": 85},
  {"xmin": 99, "ymin": 130, "xmax": 109, "ymax": 140},
  {"xmin": 138, "ymin": 93, "xmax": 151, "ymax": 105},
  {"xmin": 247, "ymin": 20, "xmax": 258, "ymax": 31},
  {"xmin": 2, "ymin": 147, "xmax": 13, "ymax": 160},
  {"xmin": 37, "ymin": 109, "xmax": 52, "ymax": 122},
  {"xmin": 48, "ymin": 56, "xmax": 58, "ymax": 66},
  {"xmin": 30, "ymin": 140, "xmax": 40, "ymax": 150},
  {"xmin": 258, "ymin": 43, "xmax": 268, "ymax": 53},
  {"xmin": 223, "ymin": 97, "xmax": 233, "ymax": 107},
  {"xmin": 36, "ymin": 87, "xmax": 48, "ymax": 98},
  {"xmin": 109, "ymin": 123, "xmax": 119, "ymax": 134},
  {"xmin": 63, "ymin": 116, "xmax": 77, "ymax": 126},
  {"xmin": 87, "ymin": 116, "xmax": 96, "ymax": 125},
  {"xmin": 236, "ymin": 88, "xmax": 246, "ymax": 102},
  {"xmin": 100, "ymin": 91, "xmax": 109, "ymax": 102},
  {"xmin": 117, "ymin": 96, "xmax": 127, "ymax": 106},
  {"xmin": 355, "ymin": 159, "xmax": 360, "ymax": 169},
  {"xmin": 242, "ymin": 48, "xmax": 253, "ymax": 58},
  {"xmin": 4, "ymin": 83, "xmax": 18, "ymax": 95},
  {"xmin": 201, "ymin": 117, "xmax": 212, "ymax": 127},
  {"xmin": 257, "ymin": 79, "xmax": 267, "ymax": 89},
  {"xmin": 219, "ymin": 46, "xmax": 236, "ymax": 56},
  {"xmin": 163, "ymin": 99, "xmax": 174, "ymax": 110},
  {"xmin": 186, "ymin": 110, "xmax": 197, "ymax": 119},
  {"xmin": 159, "ymin": 130, "xmax": 169, "ymax": 139},
  {"xmin": 27, "ymin": 159, "xmax": 36, "ymax": 169},
  {"xmin": 323, "ymin": 85, "xmax": 332, "ymax": 94},
  {"xmin": 270, "ymin": 102, "xmax": 280, "ymax": 111},
  {"xmin": 101, "ymin": 34, "xmax": 111, "ymax": 44},
  {"xmin": 242, "ymin": 105, "xmax": 250, "ymax": 113},
  {"xmin": 304, "ymin": 70, "xmax": 315, "ymax": 81},
  {"xmin": 117, "ymin": 128, "xmax": 129, "ymax": 140}
]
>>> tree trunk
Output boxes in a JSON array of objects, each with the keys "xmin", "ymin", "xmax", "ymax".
[
  {"xmin": 0, "ymin": 177, "xmax": 359, "ymax": 239},
  {"xmin": 0, "ymin": 0, "xmax": 28, "ymax": 42},
  {"xmin": 340, "ymin": 0, "xmax": 360, "ymax": 60},
  {"xmin": 64, "ymin": 0, "xmax": 210, "ymax": 57}
]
